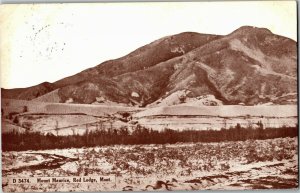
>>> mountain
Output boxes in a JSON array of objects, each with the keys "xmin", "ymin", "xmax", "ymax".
[
  {"xmin": 1, "ymin": 26, "xmax": 297, "ymax": 106},
  {"xmin": 2, "ymin": 82, "xmax": 54, "ymax": 101}
]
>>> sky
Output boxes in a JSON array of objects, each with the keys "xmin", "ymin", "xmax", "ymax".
[{"xmin": 0, "ymin": 1, "xmax": 297, "ymax": 89}]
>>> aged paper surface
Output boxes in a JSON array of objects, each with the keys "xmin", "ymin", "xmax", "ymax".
[{"xmin": 1, "ymin": 1, "xmax": 298, "ymax": 192}]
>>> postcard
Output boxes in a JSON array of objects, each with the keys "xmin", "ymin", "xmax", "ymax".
[{"xmin": 1, "ymin": 1, "xmax": 298, "ymax": 192}]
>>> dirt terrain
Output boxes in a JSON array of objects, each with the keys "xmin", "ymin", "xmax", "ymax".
[{"xmin": 2, "ymin": 137, "xmax": 298, "ymax": 192}]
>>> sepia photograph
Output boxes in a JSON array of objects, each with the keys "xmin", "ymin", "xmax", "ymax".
[{"xmin": 0, "ymin": 1, "xmax": 298, "ymax": 192}]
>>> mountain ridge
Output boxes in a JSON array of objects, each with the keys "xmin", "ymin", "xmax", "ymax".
[{"xmin": 1, "ymin": 26, "xmax": 297, "ymax": 106}]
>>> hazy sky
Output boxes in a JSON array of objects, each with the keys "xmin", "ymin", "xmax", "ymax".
[{"xmin": 0, "ymin": 1, "xmax": 297, "ymax": 89}]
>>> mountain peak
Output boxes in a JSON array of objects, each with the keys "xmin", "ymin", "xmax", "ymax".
[{"xmin": 230, "ymin": 26, "xmax": 272, "ymax": 36}]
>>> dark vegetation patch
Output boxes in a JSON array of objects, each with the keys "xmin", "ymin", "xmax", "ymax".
[
  {"xmin": 2, "ymin": 124, "xmax": 297, "ymax": 151},
  {"xmin": 185, "ymin": 179, "xmax": 202, "ymax": 184},
  {"xmin": 240, "ymin": 176, "xmax": 298, "ymax": 189}
]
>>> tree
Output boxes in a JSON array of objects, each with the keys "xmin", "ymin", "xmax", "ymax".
[
  {"xmin": 23, "ymin": 106, "xmax": 28, "ymax": 113},
  {"xmin": 257, "ymin": 120, "xmax": 264, "ymax": 130},
  {"xmin": 55, "ymin": 120, "xmax": 59, "ymax": 136}
]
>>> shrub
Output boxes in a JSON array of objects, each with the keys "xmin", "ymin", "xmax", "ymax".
[
  {"xmin": 22, "ymin": 122, "xmax": 33, "ymax": 129},
  {"xmin": 23, "ymin": 106, "xmax": 28, "ymax": 113},
  {"xmin": 8, "ymin": 112, "xmax": 19, "ymax": 120},
  {"xmin": 13, "ymin": 116, "xmax": 19, "ymax": 124}
]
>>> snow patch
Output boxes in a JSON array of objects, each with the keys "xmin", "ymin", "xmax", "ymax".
[
  {"xmin": 171, "ymin": 46, "xmax": 185, "ymax": 54},
  {"xmin": 65, "ymin": 98, "xmax": 73, "ymax": 103},
  {"xmin": 60, "ymin": 162, "xmax": 79, "ymax": 174},
  {"xmin": 131, "ymin": 92, "xmax": 140, "ymax": 98},
  {"xmin": 148, "ymin": 90, "xmax": 189, "ymax": 107},
  {"xmin": 148, "ymin": 90, "xmax": 223, "ymax": 107},
  {"xmin": 96, "ymin": 96, "xmax": 105, "ymax": 103}
]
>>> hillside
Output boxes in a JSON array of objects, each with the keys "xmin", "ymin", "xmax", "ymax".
[{"xmin": 1, "ymin": 26, "xmax": 297, "ymax": 106}]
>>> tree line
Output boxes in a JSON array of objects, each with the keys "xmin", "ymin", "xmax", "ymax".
[{"xmin": 2, "ymin": 124, "xmax": 298, "ymax": 151}]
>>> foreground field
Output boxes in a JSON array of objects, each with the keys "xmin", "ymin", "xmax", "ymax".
[{"xmin": 2, "ymin": 137, "xmax": 298, "ymax": 192}]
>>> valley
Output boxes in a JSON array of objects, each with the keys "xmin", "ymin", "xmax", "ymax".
[{"xmin": 1, "ymin": 99, "xmax": 297, "ymax": 136}]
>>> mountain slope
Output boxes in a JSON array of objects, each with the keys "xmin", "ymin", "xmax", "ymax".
[
  {"xmin": 1, "ymin": 82, "xmax": 55, "ymax": 101},
  {"xmin": 1, "ymin": 26, "xmax": 297, "ymax": 106},
  {"xmin": 53, "ymin": 32, "xmax": 221, "ymax": 88},
  {"xmin": 2, "ymin": 32, "xmax": 220, "ymax": 101}
]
